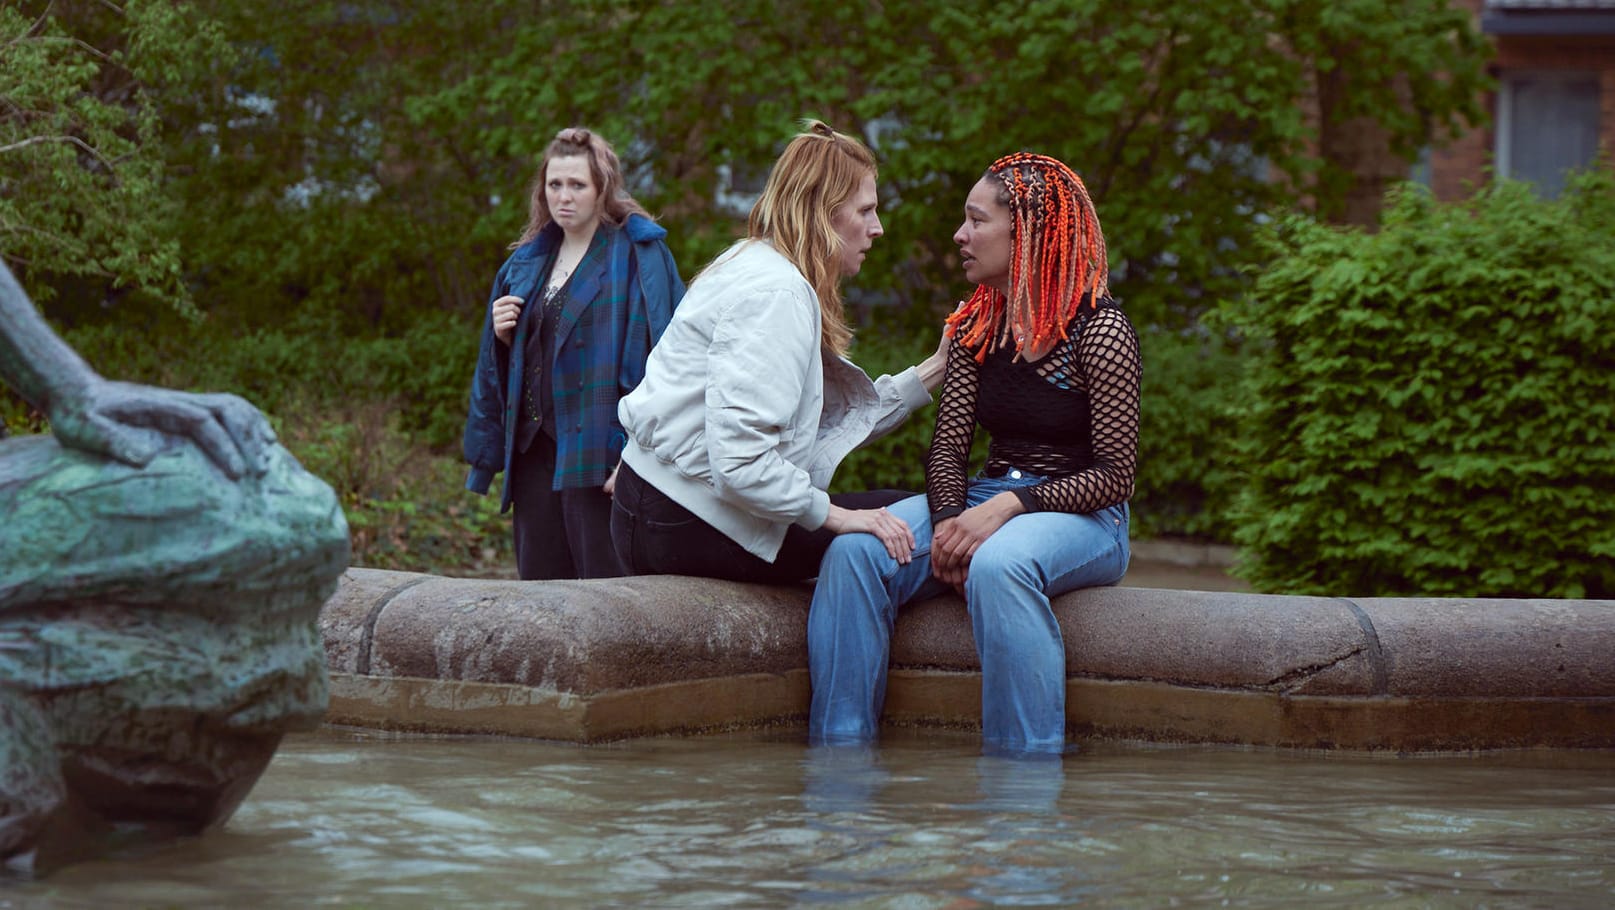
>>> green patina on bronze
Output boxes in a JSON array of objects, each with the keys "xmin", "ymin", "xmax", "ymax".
[{"xmin": 0, "ymin": 263, "xmax": 349, "ymax": 877}]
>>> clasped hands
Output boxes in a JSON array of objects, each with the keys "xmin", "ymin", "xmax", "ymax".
[{"xmin": 930, "ymin": 491, "xmax": 1025, "ymax": 588}]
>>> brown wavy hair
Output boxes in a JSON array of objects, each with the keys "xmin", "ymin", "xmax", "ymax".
[
  {"xmin": 744, "ymin": 120, "xmax": 877, "ymax": 357},
  {"xmin": 515, "ymin": 127, "xmax": 651, "ymax": 247}
]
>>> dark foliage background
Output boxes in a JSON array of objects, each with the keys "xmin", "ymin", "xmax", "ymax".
[{"xmin": 21, "ymin": 1, "xmax": 1604, "ymax": 598}]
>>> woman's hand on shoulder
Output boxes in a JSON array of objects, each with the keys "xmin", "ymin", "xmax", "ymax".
[
  {"xmin": 824, "ymin": 504, "xmax": 916, "ymax": 564},
  {"xmin": 916, "ymin": 328, "xmax": 951, "ymax": 393},
  {"xmin": 915, "ymin": 302, "xmax": 966, "ymax": 393},
  {"xmin": 492, "ymin": 295, "xmax": 524, "ymax": 346}
]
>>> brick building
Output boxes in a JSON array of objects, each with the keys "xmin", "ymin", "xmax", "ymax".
[{"xmin": 1427, "ymin": 0, "xmax": 1615, "ymax": 199}]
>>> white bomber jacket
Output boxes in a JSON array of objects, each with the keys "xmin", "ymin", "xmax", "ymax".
[{"xmin": 617, "ymin": 240, "xmax": 932, "ymax": 562}]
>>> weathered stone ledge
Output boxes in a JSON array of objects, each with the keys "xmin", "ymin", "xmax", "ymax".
[{"xmin": 318, "ymin": 567, "xmax": 1615, "ymax": 751}]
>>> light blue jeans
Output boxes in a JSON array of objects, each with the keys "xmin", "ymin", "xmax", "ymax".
[{"xmin": 807, "ymin": 471, "xmax": 1130, "ymax": 754}]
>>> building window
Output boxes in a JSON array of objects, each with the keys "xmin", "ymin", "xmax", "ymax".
[
  {"xmin": 1496, "ymin": 71, "xmax": 1601, "ymax": 198},
  {"xmin": 1409, "ymin": 145, "xmax": 1432, "ymax": 188}
]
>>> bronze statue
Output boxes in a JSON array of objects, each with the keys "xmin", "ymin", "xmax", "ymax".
[{"xmin": 0, "ymin": 263, "xmax": 349, "ymax": 876}]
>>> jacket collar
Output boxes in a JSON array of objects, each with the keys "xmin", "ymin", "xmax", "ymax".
[
  {"xmin": 514, "ymin": 213, "xmax": 664, "ymax": 261},
  {"xmin": 622, "ymin": 212, "xmax": 666, "ymax": 244}
]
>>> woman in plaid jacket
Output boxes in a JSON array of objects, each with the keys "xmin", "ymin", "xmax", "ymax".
[{"xmin": 463, "ymin": 128, "xmax": 685, "ymax": 579}]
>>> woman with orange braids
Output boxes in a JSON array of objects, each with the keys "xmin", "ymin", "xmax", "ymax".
[{"xmin": 807, "ymin": 152, "xmax": 1141, "ymax": 755}]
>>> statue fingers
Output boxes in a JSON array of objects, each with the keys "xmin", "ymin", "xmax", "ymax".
[
  {"xmin": 201, "ymin": 393, "xmax": 276, "ymax": 475},
  {"xmin": 104, "ymin": 388, "xmax": 246, "ymax": 479},
  {"xmin": 180, "ymin": 412, "xmax": 247, "ymax": 479},
  {"xmin": 85, "ymin": 412, "xmax": 162, "ymax": 468}
]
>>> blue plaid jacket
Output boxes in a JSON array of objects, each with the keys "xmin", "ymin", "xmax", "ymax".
[{"xmin": 463, "ymin": 214, "xmax": 684, "ymax": 510}]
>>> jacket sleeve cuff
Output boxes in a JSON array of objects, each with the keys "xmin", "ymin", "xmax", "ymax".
[
  {"xmin": 798, "ymin": 488, "xmax": 832, "ymax": 531},
  {"xmin": 930, "ymin": 504, "xmax": 964, "ymax": 524},
  {"xmin": 466, "ymin": 467, "xmax": 494, "ymax": 494},
  {"xmin": 890, "ymin": 365, "xmax": 933, "ymax": 411}
]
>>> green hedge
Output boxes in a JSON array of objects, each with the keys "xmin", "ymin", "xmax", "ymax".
[
  {"xmin": 1218, "ymin": 173, "xmax": 1615, "ymax": 597},
  {"xmin": 1134, "ymin": 328, "xmax": 1243, "ymax": 540},
  {"xmin": 58, "ymin": 306, "xmax": 479, "ymax": 450}
]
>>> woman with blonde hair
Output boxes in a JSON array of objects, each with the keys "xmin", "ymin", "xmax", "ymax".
[
  {"xmin": 611, "ymin": 120, "xmax": 947, "ymax": 582},
  {"xmin": 463, "ymin": 127, "xmax": 685, "ymax": 579},
  {"xmin": 808, "ymin": 152, "xmax": 1141, "ymax": 755}
]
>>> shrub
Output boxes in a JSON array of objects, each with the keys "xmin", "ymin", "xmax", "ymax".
[
  {"xmin": 60, "ymin": 306, "xmax": 481, "ymax": 454},
  {"xmin": 274, "ymin": 398, "xmax": 512, "ymax": 575},
  {"xmin": 1133, "ymin": 328, "xmax": 1244, "ymax": 540},
  {"xmin": 31, "ymin": 280, "xmax": 1245, "ymax": 577},
  {"xmin": 1218, "ymin": 173, "xmax": 1615, "ymax": 597}
]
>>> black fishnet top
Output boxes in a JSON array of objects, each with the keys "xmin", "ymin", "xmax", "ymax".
[{"xmin": 926, "ymin": 299, "xmax": 1140, "ymax": 521}]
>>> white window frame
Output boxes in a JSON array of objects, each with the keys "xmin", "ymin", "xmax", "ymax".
[{"xmin": 1495, "ymin": 69, "xmax": 1601, "ymax": 189}]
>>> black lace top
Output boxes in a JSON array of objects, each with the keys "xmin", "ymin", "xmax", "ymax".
[{"xmin": 925, "ymin": 299, "xmax": 1141, "ymax": 521}]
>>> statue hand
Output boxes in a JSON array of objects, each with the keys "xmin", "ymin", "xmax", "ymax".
[{"xmin": 48, "ymin": 380, "xmax": 277, "ymax": 479}]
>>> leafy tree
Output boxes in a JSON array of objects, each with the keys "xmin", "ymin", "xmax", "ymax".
[
  {"xmin": 0, "ymin": 1, "xmax": 230, "ymax": 313},
  {"xmin": 141, "ymin": 0, "xmax": 1490, "ymax": 334},
  {"xmin": 562, "ymin": 0, "xmax": 1488, "ymax": 333},
  {"xmin": 153, "ymin": 2, "xmax": 536, "ymax": 331}
]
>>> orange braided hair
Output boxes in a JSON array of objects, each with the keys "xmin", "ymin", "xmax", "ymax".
[{"xmin": 945, "ymin": 152, "xmax": 1108, "ymax": 362}]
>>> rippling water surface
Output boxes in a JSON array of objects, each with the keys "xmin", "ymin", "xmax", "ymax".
[{"xmin": 10, "ymin": 728, "xmax": 1614, "ymax": 908}]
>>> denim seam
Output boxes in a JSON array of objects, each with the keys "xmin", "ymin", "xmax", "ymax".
[
  {"xmin": 1037, "ymin": 534, "xmax": 1128, "ymax": 593},
  {"xmin": 877, "ymin": 542, "xmax": 932, "ymax": 587}
]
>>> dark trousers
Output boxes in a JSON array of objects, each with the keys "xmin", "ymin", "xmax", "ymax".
[
  {"xmin": 510, "ymin": 435, "xmax": 626, "ymax": 580},
  {"xmin": 610, "ymin": 460, "xmax": 911, "ymax": 584}
]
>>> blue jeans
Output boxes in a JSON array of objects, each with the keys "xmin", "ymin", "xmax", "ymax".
[{"xmin": 807, "ymin": 472, "xmax": 1130, "ymax": 754}]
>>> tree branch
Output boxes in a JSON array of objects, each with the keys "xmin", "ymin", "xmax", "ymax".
[{"xmin": 0, "ymin": 133, "xmax": 113, "ymax": 171}]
